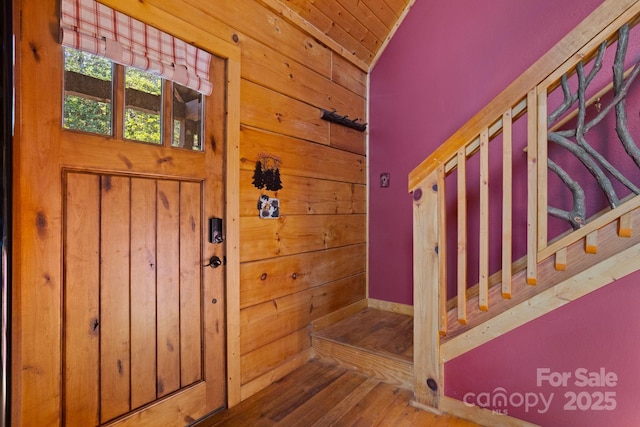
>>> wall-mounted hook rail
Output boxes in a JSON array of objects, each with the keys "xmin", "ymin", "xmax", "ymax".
[{"xmin": 321, "ymin": 109, "xmax": 367, "ymax": 132}]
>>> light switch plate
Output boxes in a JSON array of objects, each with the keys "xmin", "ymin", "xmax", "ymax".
[{"xmin": 380, "ymin": 173, "xmax": 390, "ymax": 188}]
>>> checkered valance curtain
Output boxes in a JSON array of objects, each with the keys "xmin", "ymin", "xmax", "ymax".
[{"xmin": 60, "ymin": 0, "xmax": 213, "ymax": 95}]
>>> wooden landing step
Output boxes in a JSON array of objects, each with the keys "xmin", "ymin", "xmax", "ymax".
[{"xmin": 311, "ymin": 308, "xmax": 415, "ymax": 391}]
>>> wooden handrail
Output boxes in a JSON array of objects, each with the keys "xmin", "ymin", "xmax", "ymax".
[{"xmin": 408, "ymin": 0, "xmax": 640, "ymax": 192}]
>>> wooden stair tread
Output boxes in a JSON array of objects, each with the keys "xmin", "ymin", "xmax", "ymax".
[
  {"xmin": 312, "ymin": 307, "xmax": 413, "ymax": 362},
  {"xmin": 311, "ymin": 308, "xmax": 414, "ymax": 391}
]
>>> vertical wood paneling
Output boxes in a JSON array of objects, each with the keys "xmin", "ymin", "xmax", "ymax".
[
  {"xmin": 156, "ymin": 180, "xmax": 181, "ymax": 398},
  {"xmin": 180, "ymin": 181, "xmax": 203, "ymax": 386},
  {"xmin": 64, "ymin": 173, "xmax": 100, "ymax": 426},
  {"xmin": 502, "ymin": 110, "xmax": 513, "ymax": 299},
  {"xmin": 130, "ymin": 178, "xmax": 158, "ymax": 409},
  {"xmin": 100, "ymin": 176, "xmax": 132, "ymax": 422},
  {"xmin": 478, "ymin": 129, "xmax": 490, "ymax": 311},
  {"xmin": 456, "ymin": 149, "xmax": 467, "ymax": 324}
]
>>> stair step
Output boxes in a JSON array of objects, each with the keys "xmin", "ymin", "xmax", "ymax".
[
  {"xmin": 311, "ymin": 334, "xmax": 414, "ymax": 391},
  {"xmin": 311, "ymin": 308, "xmax": 414, "ymax": 391}
]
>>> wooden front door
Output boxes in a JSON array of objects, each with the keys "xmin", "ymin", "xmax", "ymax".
[
  {"xmin": 62, "ymin": 169, "xmax": 224, "ymax": 426},
  {"xmin": 12, "ymin": 1, "xmax": 234, "ymax": 425}
]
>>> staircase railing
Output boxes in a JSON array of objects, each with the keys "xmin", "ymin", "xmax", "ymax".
[{"xmin": 409, "ymin": 0, "xmax": 640, "ymax": 412}]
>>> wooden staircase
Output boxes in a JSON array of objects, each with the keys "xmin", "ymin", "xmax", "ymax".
[{"xmin": 407, "ymin": 0, "xmax": 640, "ymax": 424}]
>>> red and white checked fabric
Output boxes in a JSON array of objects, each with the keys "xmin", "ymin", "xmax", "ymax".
[{"xmin": 60, "ymin": 0, "xmax": 213, "ymax": 95}]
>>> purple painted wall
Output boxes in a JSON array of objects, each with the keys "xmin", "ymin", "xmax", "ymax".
[
  {"xmin": 369, "ymin": 0, "xmax": 640, "ymax": 424},
  {"xmin": 445, "ymin": 272, "xmax": 640, "ymax": 426}
]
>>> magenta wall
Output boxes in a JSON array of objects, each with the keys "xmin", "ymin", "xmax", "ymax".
[
  {"xmin": 369, "ymin": 1, "xmax": 640, "ymax": 425},
  {"xmin": 445, "ymin": 272, "xmax": 640, "ymax": 426}
]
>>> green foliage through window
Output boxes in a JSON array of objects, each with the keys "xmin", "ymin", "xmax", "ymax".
[
  {"xmin": 64, "ymin": 95, "xmax": 112, "ymax": 135},
  {"xmin": 63, "ymin": 48, "xmax": 113, "ymax": 134},
  {"xmin": 124, "ymin": 109, "xmax": 161, "ymax": 144},
  {"xmin": 124, "ymin": 67, "xmax": 162, "ymax": 144}
]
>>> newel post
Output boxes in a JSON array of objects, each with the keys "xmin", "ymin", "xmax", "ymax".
[{"xmin": 412, "ymin": 170, "xmax": 444, "ymax": 409}]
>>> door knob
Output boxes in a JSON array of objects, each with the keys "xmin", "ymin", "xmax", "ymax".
[{"xmin": 205, "ymin": 255, "xmax": 222, "ymax": 268}]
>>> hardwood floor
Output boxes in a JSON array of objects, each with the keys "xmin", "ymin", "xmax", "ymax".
[
  {"xmin": 192, "ymin": 360, "xmax": 480, "ymax": 427},
  {"xmin": 193, "ymin": 308, "xmax": 480, "ymax": 426}
]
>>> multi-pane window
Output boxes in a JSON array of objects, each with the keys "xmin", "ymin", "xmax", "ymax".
[{"xmin": 62, "ymin": 47, "xmax": 204, "ymax": 150}]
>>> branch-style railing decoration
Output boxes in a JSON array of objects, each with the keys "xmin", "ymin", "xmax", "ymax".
[
  {"xmin": 408, "ymin": 0, "xmax": 640, "ymax": 411},
  {"xmin": 548, "ymin": 24, "xmax": 640, "ymax": 230}
]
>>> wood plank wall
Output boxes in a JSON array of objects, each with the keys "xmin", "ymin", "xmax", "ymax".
[{"xmin": 102, "ymin": 0, "xmax": 369, "ymax": 401}]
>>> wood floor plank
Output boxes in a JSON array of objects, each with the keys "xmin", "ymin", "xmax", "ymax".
[
  {"xmin": 375, "ymin": 387, "xmax": 423, "ymax": 426},
  {"xmin": 309, "ymin": 377, "xmax": 379, "ymax": 427},
  {"xmin": 277, "ymin": 371, "xmax": 369, "ymax": 426},
  {"xmin": 194, "ymin": 362, "xmax": 344, "ymax": 426},
  {"xmin": 332, "ymin": 382, "xmax": 408, "ymax": 425}
]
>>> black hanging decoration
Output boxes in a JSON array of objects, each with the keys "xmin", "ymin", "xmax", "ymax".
[
  {"xmin": 263, "ymin": 168, "xmax": 274, "ymax": 189},
  {"xmin": 252, "ymin": 160, "xmax": 264, "ymax": 189},
  {"xmin": 272, "ymin": 169, "xmax": 283, "ymax": 191},
  {"xmin": 252, "ymin": 154, "xmax": 283, "ymax": 191},
  {"xmin": 320, "ymin": 109, "xmax": 367, "ymax": 132}
]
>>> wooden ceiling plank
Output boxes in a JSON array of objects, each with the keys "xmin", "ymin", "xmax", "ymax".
[
  {"xmin": 380, "ymin": 0, "xmax": 410, "ymax": 20},
  {"xmin": 336, "ymin": 0, "xmax": 390, "ymax": 42},
  {"xmin": 314, "ymin": 0, "xmax": 369, "ymax": 41},
  {"xmin": 353, "ymin": 0, "xmax": 399, "ymax": 31},
  {"xmin": 325, "ymin": 21, "xmax": 375, "ymax": 64},
  {"xmin": 307, "ymin": 0, "xmax": 382, "ymax": 59},
  {"xmin": 282, "ymin": 0, "xmax": 335, "ymax": 34}
]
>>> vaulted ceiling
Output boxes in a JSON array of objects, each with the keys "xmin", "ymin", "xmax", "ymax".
[{"xmin": 262, "ymin": 0, "xmax": 413, "ymax": 70}]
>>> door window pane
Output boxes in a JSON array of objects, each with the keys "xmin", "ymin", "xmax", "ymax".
[
  {"xmin": 124, "ymin": 67, "xmax": 162, "ymax": 144},
  {"xmin": 172, "ymin": 84, "xmax": 203, "ymax": 151},
  {"xmin": 63, "ymin": 48, "xmax": 113, "ymax": 135}
]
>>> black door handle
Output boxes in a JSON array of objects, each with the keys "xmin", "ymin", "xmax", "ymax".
[{"xmin": 204, "ymin": 255, "xmax": 222, "ymax": 268}]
